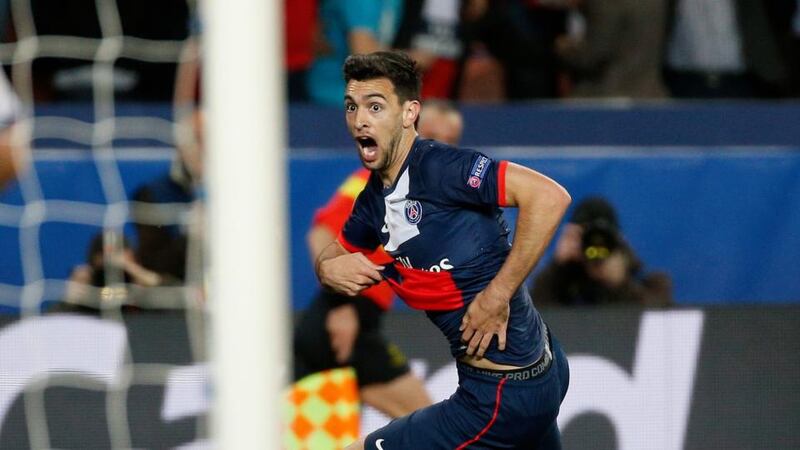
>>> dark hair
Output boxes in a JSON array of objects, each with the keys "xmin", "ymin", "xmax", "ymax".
[
  {"xmin": 570, "ymin": 196, "xmax": 619, "ymax": 230},
  {"xmin": 343, "ymin": 51, "xmax": 422, "ymax": 103}
]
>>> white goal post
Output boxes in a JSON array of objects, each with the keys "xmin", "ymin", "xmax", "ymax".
[{"xmin": 203, "ymin": 0, "xmax": 288, "ymax": 449}]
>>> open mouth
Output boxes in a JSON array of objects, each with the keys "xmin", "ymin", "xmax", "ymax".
[{"xmin": 357, "ymin": 136, "xmax": 379, "ymax": 162}]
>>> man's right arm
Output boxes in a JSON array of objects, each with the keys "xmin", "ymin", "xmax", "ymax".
[{"xmin": 316, "ymin": 240, "xmax": 384, "ymax": 297}]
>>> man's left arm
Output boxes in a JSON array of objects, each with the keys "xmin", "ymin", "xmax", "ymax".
[{"xmin": 461, "ymin": 162, "xmax": 571, "ymax": 358}]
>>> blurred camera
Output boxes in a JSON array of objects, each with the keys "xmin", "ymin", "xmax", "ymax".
[{"xmin": 581, "ymin": 219, "xmax": 620, "ymax": 262}]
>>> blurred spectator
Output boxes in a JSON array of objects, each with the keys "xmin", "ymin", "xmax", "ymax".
[
  {"xmin": 124, "ymin": 16, "xmax": 205, "ymax": 300},
  {"xmin": 307, "ymin": 0, "xmax": 404, "ymax": 105},
  {"xmin": 455, "ymin": 0, "xmax": 504, "ymax": 101},
  {"xmin": 462, "ymin": 0, "xmax": 568, "ymax": 99},
  {"xmin": 531, "ymin": 196, "xmax": 672, "ymax": 307},
  {"xmin": 664, "ymin": 0, "xmax": 790, "ymax": 98},
  {"xmin": 149, "ymin": 0, "xmax": 318, "ymax": 104},
  {"xmin": 0, "ymin": 69, "xmax": 26, "ymax": 192},
  {"xmin": 393, "ymin": 0, "xmax": 465, "ymax": 99},
  {"xmin": 285, "ymin": 0, "xmax": 318, "ymax": 102},
  {"xmin": 0, "ymin": 0, "xmax": 10, "ymax": 42},
  {"xmin": 417, "ymin": 99, "xmax": 463, "ymax": 145},
  {"xmin": 56, "ymin": 230, "xmax": 161, "ymax": 313},
  {"xmin": 763, "ymin": 0, "xmax": 800, "ymax": 97},
  {"xmin": 173, "ymin": 3, "xmax": 202, "ymax": 113},
  {"xmin": 794, "ymin": 1, "xmax": 800, "ymax": 95},
  {"xmin": 131, "ymin": 110, "xmax": 203, "ymax": 283},
  {"xmin": 555, "ymin": 0, "xmax": 669, "ymax": 98},
  {"xmin": 173, "ymin": 35, "xmax": 201, "ymax": 116}
]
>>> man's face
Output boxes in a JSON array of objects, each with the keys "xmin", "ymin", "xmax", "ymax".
[{"xmin": 344, "ymin": 78, "xmax": 407, "ymax": 172}]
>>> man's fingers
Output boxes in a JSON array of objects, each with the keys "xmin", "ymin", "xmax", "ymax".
[
  {"xmin": 461, "ymin": 325, "xmax": 475, "ymax": 344},
  {"xmin": 466, "ymin": 331, "xmax": 483, "ymax": 356},
  {"xmin": 497, "ymin": 324, "xmax": 507, "ymax": 351},
  {"xmin": 353, "ymin": 274, "xmax": 378, "ymax": 286},
  {"xmin": 361, "ymin": 269, "xmax": 383, "ymax": 283},
  {"xmin": 326, "ymin": 253, "xmax": 384, "ymax": 297},
  {"xmin": 352, "ymin": 258, "xmax": 383, "ymax": 282},
  {"xmin": 341, "ymin": 281, "xmax": 363, "ymax": 296},
  {"xmin": 459, "ymin": 313, "xmax": 470, "ymax": 332},
  {"xmin": 354, "ymin": 253, "xmax": 384, "ymax": 271},
  {"xmin": 343, "ymin": 278, "xmax": 380, "ymax": 296},
  {"xmin": 475, "ymin": 332, "xmax": 494, "ymax": 358}
]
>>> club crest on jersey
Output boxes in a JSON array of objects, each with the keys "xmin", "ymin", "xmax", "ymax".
[
  {"xmin": 468, "ymin": 156, "xmax": 491, "ymax": 189},
  {"xmin": 404, "ymin": 200, "xmax": 422, "ymax": 224}
]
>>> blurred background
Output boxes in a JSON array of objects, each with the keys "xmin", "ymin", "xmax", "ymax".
[{"xmin": 0, "ymin": 0, "xmax": 798, "ymax": 449}]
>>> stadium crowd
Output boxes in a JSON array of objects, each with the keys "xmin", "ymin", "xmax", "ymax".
[
  {"xmin": 293, "ymin": 0, "xmax": 800, "ymax": 102},
  {"xmin": 0, "ymin": 0, "xmax": 796, "ymax": 103}
]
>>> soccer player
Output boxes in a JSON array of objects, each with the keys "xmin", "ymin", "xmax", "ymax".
[
  {"xmin": 294, "ymin": 100, "xmax": 463, "ymax": 418},
  {"xmin": 316, "ymin": 50, "xmax": 572, "ymax": 449}
]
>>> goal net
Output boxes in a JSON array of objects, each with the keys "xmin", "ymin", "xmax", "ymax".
[{"xmin": 0, "ymin": 0, "xmax": 286, "ymax": 448}]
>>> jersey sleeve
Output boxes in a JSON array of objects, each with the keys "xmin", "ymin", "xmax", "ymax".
[
  {"xmin": 338, "ymin": 189, "xmax": 380, "ymax": 253},
  {"xmin": 420, "ymin": 148, "xmax": 510, "ymax": 208}
]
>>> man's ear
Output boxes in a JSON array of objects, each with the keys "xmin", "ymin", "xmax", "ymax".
[{"xmin": 403, "ymin": 100, "xmax": 421, "ymax": 129}]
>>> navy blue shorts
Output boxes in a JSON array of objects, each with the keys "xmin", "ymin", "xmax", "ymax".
[{"xmin": 365, "ymin": 332, "xmax": 569, "ymax": 450}]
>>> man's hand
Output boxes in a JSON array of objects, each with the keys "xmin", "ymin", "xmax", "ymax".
[
  {"xmin": 459, "ymin": 162, "xmax": 570, "ymax": 359},
  {"xmin": 326, "ymin": 304, "xmax": 359, "ymax": 364},
  {"xmin": 459, "ymin": 286, "xmax": 511, "ymax": 358},
  {"xmin": 318, "ymin": 252, "xmax": 384, "ymax": 297}
]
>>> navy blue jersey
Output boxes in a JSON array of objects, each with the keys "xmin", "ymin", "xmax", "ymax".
[{"xmin": 339, "ymin": 139, "xmax": 546, "ymax": 366}]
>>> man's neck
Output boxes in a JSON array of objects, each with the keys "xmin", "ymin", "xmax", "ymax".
[{"xmin": 379, "ymin": 131, "xmax": 417, "ymax": 187}]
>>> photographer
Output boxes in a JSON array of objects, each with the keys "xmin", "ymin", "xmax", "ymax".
[
  {"xmin": 531, "ymin": 196, "xmax": 672, "ymax": 307},
  {"xmin": 54, "ymin": 231, "xmax": 162, "ymax": 313}
]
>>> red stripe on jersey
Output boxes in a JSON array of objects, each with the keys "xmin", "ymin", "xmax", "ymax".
[
  {"xmin": 455, "ymin": 378, "xmax": 507, "ymax": 449},
  {"xmin": 384, "ymin": 264, "xmax": 464, "ymax": 311},
  {"xmin": 498, "ymin": 160, "xmax": 509, "ymax": 207},
  {"xmin": 360, "ymin": 283, "xmax": 395, "ymax": 310}
]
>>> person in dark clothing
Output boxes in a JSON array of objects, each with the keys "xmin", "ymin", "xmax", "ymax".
[
  {"xmin": 54, "ymin": 231, "xmax": 161, "ymax": 313},
  {"xmin": 131, "ymin": 110, "xmax": 203, "ymax": 283},
  {"xmin": 663, "ymin": 0, "xmax": 791, "ymax": 98},
  {"xmin": 531, "ymin": 196, "xmax": 672, "ymax": 307},
  {"xmin": 463, "ymin": 0, "xmax": 568, "ymax": 99}
]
